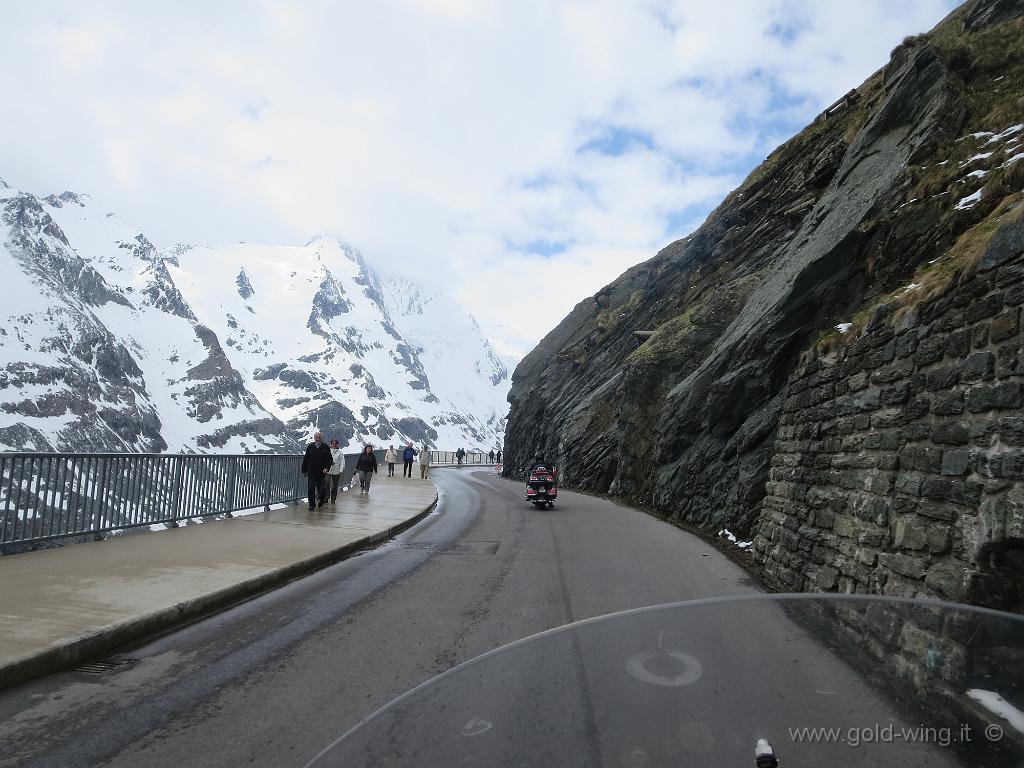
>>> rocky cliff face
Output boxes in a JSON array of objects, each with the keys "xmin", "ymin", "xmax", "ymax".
[{"xmin": 505, "ymin": 0, "xmax": 1024, "ymax": 603}]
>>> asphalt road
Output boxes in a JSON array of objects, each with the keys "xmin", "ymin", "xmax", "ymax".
[{"xmin": 0, "ymin": 470, "xmax": 980, "ymax": 767}]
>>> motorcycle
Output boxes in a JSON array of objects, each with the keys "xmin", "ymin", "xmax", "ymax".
[
  {"xmin": 525, "ymin": 467, "xmax": 558, "ymax": 508},
  {"xmin": 307, "ymin": 594, "xmax": 1024, "ymax": 767}
]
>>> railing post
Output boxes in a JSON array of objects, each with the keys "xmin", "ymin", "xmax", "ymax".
[
  {"xmin": 168, "ymin": 457, "xmax": 182, "ymax": 528},
  {"xmin": 224, "ymin": 456, "xmax": 237, "ymax": 518}
]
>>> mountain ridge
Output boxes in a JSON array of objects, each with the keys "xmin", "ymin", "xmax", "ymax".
[{"xmin": 0, "ymin": 181, "xmax": 511, "ymax": 454}]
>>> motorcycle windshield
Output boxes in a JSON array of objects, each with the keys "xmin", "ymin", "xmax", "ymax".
[{"xmin": 308, "ymin": 594, "xmax": 1024, "ymax": 768}]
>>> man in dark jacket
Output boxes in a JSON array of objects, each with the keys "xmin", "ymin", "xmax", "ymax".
[
  {"xmin": 402, "ymin": 443, "xmax": 416, "ymax": 477},
  {"xmin": 301, "ymin": 431, "xmax": 333, "ymax": 509}
]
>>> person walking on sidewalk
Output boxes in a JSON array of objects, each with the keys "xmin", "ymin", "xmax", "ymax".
[
  {"xmin": 402, "ymin": 443, "xmax": 416, "ymax": 477},
  {"xmin": 456, "ymin": 447, "xmax": 465, "ymax": 466},
  {"xmin": 355, "ymin": 444, "xmax": 378, "ymax": 494},
  {"xmin": 419, "ymin": 444, "xmax": 432, "ymax": 479},
  {"xmin": 496, "ymin": 449, "xmax": 502, "ymax": 464},
  {"xmin": 301, "ymin": 431, "xmax": 333, "ymax": 509},
  {"xmin": 385, "ymin": 445, "xmax": 398, "ymax": 477},
  {"xmin": 326, "ymin": 439, "xmax": 344, "ymax": 502},
  {"xmin": 489, "ymin": 450, "xmax": 495, "ymax": 463}
]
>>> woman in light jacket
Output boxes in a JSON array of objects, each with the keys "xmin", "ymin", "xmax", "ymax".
[
  {"xmin": 419, "ymin": 445, "xmax": 432, "ymax": 479},
  {"xmin": 384, "ymin": 445, "xmax": 398, "ymax": 477},
  {"xmin": 327, "ymin": 439, "xmax": 345, "ymax": 502}
]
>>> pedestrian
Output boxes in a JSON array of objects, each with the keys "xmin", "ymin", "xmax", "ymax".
[
  {"xmin": 385, "ymin": 445, "xmax": 398, "ymax": 477},
  {"xmin": 496, "ymin": 450, "xmax": 502, "ymax": 464},
  {"xmin": 327, "ymin": 438, "xmax": 344, "ymax": 502},
  {"xmin": 402, "ymin": 443, "xmax": 416, "ymax": 477},
  {"xmin": 419, "ymin": 444, "xmax": 432, "ymax": 479},
  {"xmin": 301, "ymin": 431, "xmax": 333, "ymax": 509},
  {"xmin": 355, "ymin": 444, "xmax": 378, "ymax": 494},
  {"xmin": 456, "ymin": 447, "xmax": 465, "ymax": 466},
  {"xmin": 488, "ymin": 450, "xmax": 495, "ymax": 463}
]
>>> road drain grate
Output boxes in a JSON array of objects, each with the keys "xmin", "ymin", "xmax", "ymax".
[{"xmin": 74, "ymin": 657, "xmax": 138, "ymax": 674}]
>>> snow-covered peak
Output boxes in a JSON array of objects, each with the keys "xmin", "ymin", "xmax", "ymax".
[{"xmin": 0, "ymin": 178, "xmax": 511, "ymax": 454}]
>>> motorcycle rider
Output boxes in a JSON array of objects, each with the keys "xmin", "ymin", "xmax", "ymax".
[{"xmin": 528, "ymin": 452, "xmax": 552, "ymax": 474}]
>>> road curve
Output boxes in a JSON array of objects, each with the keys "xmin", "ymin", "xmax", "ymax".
[{"xmin": 0, "ymin": 470, "xmax": 964, "ymax": 767}]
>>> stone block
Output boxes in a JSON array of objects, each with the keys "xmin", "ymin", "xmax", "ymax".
[
  {"xmin": 916, "ymin": 499, "xmax": 959, "ymax": 522},
  {"xmin": 970, "ymin": 418, "xmax": 997, "ymax": 442},
  {"xmin": 865, "ymin": 340, "xmax": 896, "ymax": 368},
  {"xmin": 871, "ymin": 408, "xmax": 903, "ymax": 428},
  {"xmin": 847, "ymin": 371, "xmax": 869, "ymax": 391},
  {"xmin": 815, "ymin": 566, "xmax": 839, "ymax": 591},
  {"xmin": 857, "ymin": 548, "xmax": 877, "ymax": 566},
  {"xmin": 991, "ymin": 308, "xmax": 1020, "ymax": 343},
  {"xmin": 895, "ymin": 332, "xmax": 918, "ymax": 359},
  {"xmin": 963, "ymin": 291, "xmax": 1004, "ymax": 323},
  {"xmin": 893, "ymin": 516, "xmax": 927, "ymax": 550},
  {"xmin": 966, "ymin": 382, "xmax": 1022, "ymax": 412},
  {"xmin": 903, "ymin": 395, "xmax": 932, "ymax": 421},
  {"xmin": 878, "ymin": 552, "xmax": 927, "ymax": 579},
  {"xmin": 915, "ymin": 335, "xmax": 947, "ymax": 366},
  {"xmin": 833, "ymin": 514, "xmax": 859, "ymax": 538},
  {"xmin": 996, "ymin": 344, "xmax": 1021, "ymax": 378},
  {"xmin": 997, "ymin": 451, "xmax": 1024, "ymax": 480},
  {"xmin": 923, "ymin": 560, "xmax": 966, "ymax": 600},
  {"xmin": 924, "ymin": 365, "xmax": 960, "ymax": 391},
  {"xmin": 895, "ymin": 474, "xmax": 921, "ymax": 496},
  {"xmin": 926, "ymin": 524, "xmax": 951, "ymax": 554},
  {"xmin": 998, "ymin": 416, "xmax": 1024, "ymax": 445},
  {"xmin": 930, "ymin": 421, "xmax": 970, "ymax": 445},
  {"xmin": 858, "ymin": 529, "xmax": 885, "ymax": 547},
  {"xmin": 882, "ymin": 382, "xmax": 910, "ymax": 405},
  {"xmin": 941, "ymin": 449, "xmax": 970, "ymax": 476},
  {"xmin": 931, "ymin": 390, "xmax": 964, "ymax": 415},
  {"xmin": 945, "ymin": 328, "xmax": 972, "ymax": 359},
  {"xmin": 960, "ymin": 351, "xmax": 996, "ymax": 383},
  {"xmin": 973, "ymin": 323, "xmax": 990, "ymax": 349},
  {"xmin": 918, "ymin": 447, "xmax": 944, "ymax": 473}
]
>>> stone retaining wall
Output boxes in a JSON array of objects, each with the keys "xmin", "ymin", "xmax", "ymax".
[{"xmin": 754, "ymin": 226, "xmax": 1024, "ymax": 612}]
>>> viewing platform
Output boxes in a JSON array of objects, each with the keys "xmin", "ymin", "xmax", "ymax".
[{"xmin": 0, "ymin": 473, "xmax": 437, "ymax": 689}]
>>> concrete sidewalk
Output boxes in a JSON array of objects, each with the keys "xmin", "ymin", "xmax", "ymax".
[{"xmin": 0, "ymin": 475, "xmax": 438, "ymax": 689}]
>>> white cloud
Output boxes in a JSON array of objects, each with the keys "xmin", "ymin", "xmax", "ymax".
[{"xmin": 0, "ymin": 0, "xmax": 958, "ymax": 359}]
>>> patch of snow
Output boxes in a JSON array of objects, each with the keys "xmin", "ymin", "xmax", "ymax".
[
  {"xmin": 967, "ymin": 689, "xmax": 1024, "ymax": 735},
  {"xmin": 835, "ymin": 323, "xmax": 853, "ymax": 334},
  {"xmin": 955, "ymin": 189, "xmax": 983, "ymax": 210},
  {"xmin": 902, "ymin": 283, "xmax": 921, "ymax": 293},
  {"xmin": 987, "ymin": 124, "xmax": 1024, "ymax": 144},
  {"xmin": 718, "ymin": 528, "xmax": 752, "ymax": 550},
  {"xmin": 1004, "ymin": 151, "xmax": 1024, "ymax": 166}
]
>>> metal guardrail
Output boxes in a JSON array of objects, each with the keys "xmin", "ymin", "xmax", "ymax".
[
  {"xmin": 0, "ymin": 453, "xmax": 307, "ymax": 550},
  {"xmin": 0, "ymin": 448, "xmax": 498, "ymax": 552},
  {"xmin": 429, "ymin": 451, "xmax": 499, "ymax": 466}
]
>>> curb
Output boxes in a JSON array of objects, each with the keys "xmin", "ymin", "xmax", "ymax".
[{"xmin": 0, "ymin": 492, "xmax": 438, "ymax": 691}]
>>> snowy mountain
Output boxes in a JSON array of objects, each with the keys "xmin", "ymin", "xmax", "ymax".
[{"xmin": 0, "ymin": 178, "xmax": 511, "ymax": 454}]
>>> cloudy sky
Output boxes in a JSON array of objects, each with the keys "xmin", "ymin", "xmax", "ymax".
[{"xmin": 1, "ymin": 0, "xmax": 958, "ymax": 359}]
